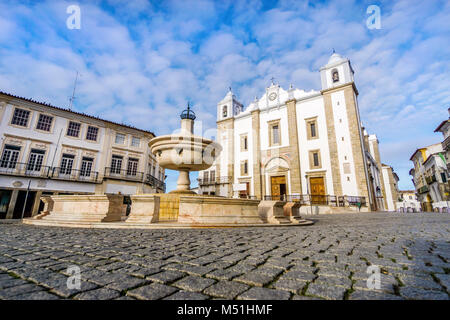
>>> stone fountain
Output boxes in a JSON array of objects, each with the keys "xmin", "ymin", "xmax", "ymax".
[
  {"xmin": 24, "ymin": 104, "xmax": 313, "ymax": 228},
  {"xmin": 149, "ymin": 104, "xmax": 221, "ymax": 194}
]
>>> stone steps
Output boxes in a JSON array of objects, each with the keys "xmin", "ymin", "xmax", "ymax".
[
  {"xmin": 41, "ymin": 211, "xmax": 121, "ymax": 223},
  {"xmin": 22, "ymin": 218, "xmax": 315, "ymax": 229},
  {"xmin": 274, "ymin": 217, "xmax": 293, "ymax": 224}
]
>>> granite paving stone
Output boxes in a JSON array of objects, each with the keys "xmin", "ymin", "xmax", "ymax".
[
  {"xmin": 399, "ymin": 286, "xmax": 449, "ymax": 300},
  {"xmin": 237, "ymin": 287, "xmax": 291, "ymax": 300},
  {"xmin": 282, "ymin": 270, "xmax": 316, "ymax": 282},
  {"xmin": 435, "ymin": 274, "xmax": 450, "ymax": 292},
  {"xmin": 126, "ymin": 283, "xmax": 178, "ymax": 300},
  {"xmin": 49, "ymin": 279, "xmax": 99, "ymax": 298},
  {"xmin": 306, "ymin": 283, "xmax": 347, "ymax": 300},
  {"xmin": 349, "ymin": 290, "xmax": 404, "ymax": 300},
  {"xmin": 399, "ymin": 274, "xmax": 443, "ymax": 290},
  {"xmin": 163, "ymin": 290, "xmax": 209, "ymax": 300},
  {"xmin": 12, "ymin": 290, "xmax": 60, "ymax": 300},
  {"xmin": 173, "ymin": 275, "xmax": 216, "ymax": 292},
  {"xmin": 271, "ymin": 277, "xmax": 308, "ymax": 293},
  {"xmin": 0, "ymin": 277, "xmax": 30, "ymax": 289},
  {"xmin": 291, "ymin": 295, "xmax": 324, "ymax": 300},
  {"xmin": 74, "ymin": 288, "xmax": 122, "ymax": 300},
  {"xmin": 147, "ymin": 270, "xmax": 187, "ymax": 284},
  {"xmin": 203, "ymin": 280, "xmax": 250, "ymax": 299},
  {"xmin": 0, "ymin": 283, "xmax": 44, "ymax": 299},
  {"xmin": 105, "ymin": 276, "xmax": 150, "ymax": 291},
  {"xmin": 234, "ymin": 271, "xmax": 276, "ymax": 287},
  {"xmin": 0, "ymin": 212, "xmax": 449, "ymax": 300}
]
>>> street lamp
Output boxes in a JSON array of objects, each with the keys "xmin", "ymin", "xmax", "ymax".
[
  {"xmin": 20, "ymin": 179, "xmax": 31, "ymax": 220},
  {"xmin": 305, "ymin": 174, "xmax": 313, "ymax": 215}
]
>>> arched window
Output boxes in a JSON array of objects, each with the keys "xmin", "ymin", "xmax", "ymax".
[
  {"xmin": 223, "ymin": 105, "xmax": 227, "ymax": 118},
  {"xmin": 332, "ymin": 69, "xmax": 339, "ymax": 83}
]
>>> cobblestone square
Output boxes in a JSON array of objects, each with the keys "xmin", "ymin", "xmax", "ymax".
[{"xmin": 0, "ymin": 212, "xmax": 449, "ymax": 300}]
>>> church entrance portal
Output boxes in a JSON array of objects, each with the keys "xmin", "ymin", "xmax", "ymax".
[
  {"xmin": 310, "ymin": 177, "xmax": 326, "ymax": 205},
  {"xmin": 271, "ymin": 176, "xmax": 286, "ymax": 201}
]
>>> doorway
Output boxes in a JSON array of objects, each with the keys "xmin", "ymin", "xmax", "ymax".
[
  {"xmin": 0, "ymin": 190, "xmax": 12, "ymax": 219},
  {"xmin": 310, "ymin": 177, "xmax": 326, "ymax": 205},
  {"xmin": 12, "ymin": 191, "xmax": 36, "ymax": 219},
  {"xmin": 239, "ymin": 182, "xmax": 250, "ymax": 199},
  {"xmin": 271, "ymin": 176, "xmax": 287, "ymax": 201}
]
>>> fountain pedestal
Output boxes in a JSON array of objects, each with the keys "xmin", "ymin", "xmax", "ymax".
[{"xmin": 171, "ymin": 169, "xmax": 195, "ymax": 194}]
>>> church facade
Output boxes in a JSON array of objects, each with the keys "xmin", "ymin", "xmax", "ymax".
[{"xmin": 198, "ymin": 53, "xmax": 398, "ymax": 212}]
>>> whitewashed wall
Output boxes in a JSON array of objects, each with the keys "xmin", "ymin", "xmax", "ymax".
[
  {"xmin": 330, "ymin": 91, "xmax": 358, "ymax": 196},
  {"xmin": 296, "ymin": 96, "xmax": 334, "ymax": 195}
]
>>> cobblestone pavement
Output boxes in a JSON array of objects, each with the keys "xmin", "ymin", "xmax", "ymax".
[{"xmin": 0, "ymin": 212, "xmax": 449, "ymax": 300}]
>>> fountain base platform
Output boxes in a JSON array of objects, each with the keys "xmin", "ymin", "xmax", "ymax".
[
  {"xmin": 168, "ymin": 190, "xmax": 197, "ymax": 195},
  {"xmin": 23, "ymin": 194, "xmax": 314, "ymax": 229}
]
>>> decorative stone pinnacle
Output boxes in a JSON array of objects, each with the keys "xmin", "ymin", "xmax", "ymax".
[{"xmin": 180, "ymin": 102, "xmax": 196, "ymax": 120}]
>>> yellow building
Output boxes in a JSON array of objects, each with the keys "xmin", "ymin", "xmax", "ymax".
[{"xmin": 409, "ymin": 143, "xmax": 449, "ymax": 212}]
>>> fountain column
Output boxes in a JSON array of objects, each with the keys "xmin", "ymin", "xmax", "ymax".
[
  {"xmin": 176, "ymin": 170, "xmax": 191, "ymax": 192},
  {"xmin": 172, "ymin": 104, "xmax": 196, "ymax": 194}
]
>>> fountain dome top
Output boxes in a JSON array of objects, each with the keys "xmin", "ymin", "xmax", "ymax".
[{"xmin": 180, "ymin": 103, "xmax": 196, "ymax": 120}]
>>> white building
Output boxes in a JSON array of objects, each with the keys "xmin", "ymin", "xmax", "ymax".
[
  {"xmin": 434, "ymin": 108, "xmax": 450, "ymax": 165},
  {"xmin": 0, "ymin": 92, "xmax": 165, "ymax": 219},
  {"xmin": 410, "ymin": 142, "xmax": 449, "ymax": 212},
  {"xmin": 396, "ymin": 190, "xmax": 421, "ymax": 213},
  {"xmin": 199, "ymin": 53, "xmax": 397, "ymax": 212}
]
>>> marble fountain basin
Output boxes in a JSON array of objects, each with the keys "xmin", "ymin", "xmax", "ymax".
[{"xmin": 149, "ymin": 134, "xmax": 222, "ymax": 171}]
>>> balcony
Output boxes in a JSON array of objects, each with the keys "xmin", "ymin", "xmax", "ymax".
[
  {"xmin": 425, "ymin": 174, "xmax": 437, "ymax": 185},
  {"xmin": 198, "ymin": 178, "xmax": 215, "ymax": 186},
  {"xmin": 442, "ymin": 135, "xmax": 450, "ymax": 151},
  {"xmin": 217, "ymin": 176, "xmax": 232, "ymax": 184},
  {"xmin": 0, "ymin": 161, "xmax": 101, "ymax": 183},
  {"xmin": 0, "ymin": 161, "xmax": 52, "ymax": 178},
  {"xmin": 104, "ymin": 167, "xmax": 144, "ymax": 182},
  {"xmin": 418, "ymin": 185, "xmax": 430, "ymax": 194},
  {"xmin": 145, "ymin": 174, "xmax": 166, "ymax": 192},
  {"xmin": 52, "ymin": 167, "xmax": 100, "ymax": 183},
  {"xmin": 198, "ymin": 176, "xmax": 232, "ymax": 186},
  {"xmin": 0, "ymin": 161, "xmax": 165, "ymax": 189}
]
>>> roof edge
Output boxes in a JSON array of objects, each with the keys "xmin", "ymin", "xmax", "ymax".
[{"xmin": 0, "ymin": 91, "xmax": 156, "ymax": 137}]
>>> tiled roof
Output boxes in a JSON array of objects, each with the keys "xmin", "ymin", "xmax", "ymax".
[
  {"xmin": 434, "ymin": 119, "xmax": 449, "ymax": 132},
  {"xmin": 0, "ymin": 91, "xmax": 156, "ymax": 136}
]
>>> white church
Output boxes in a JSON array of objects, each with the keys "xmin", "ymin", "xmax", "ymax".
[{"xmin": 198, "ymin": 52, "xmax": 399, "ymax": 212}]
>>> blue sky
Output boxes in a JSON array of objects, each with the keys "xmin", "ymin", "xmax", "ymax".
[{"xmin": 0, "ymin": 0, "xmax": 449, "ymax": 192}]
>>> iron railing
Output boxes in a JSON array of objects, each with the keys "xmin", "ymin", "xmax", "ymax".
[
  {"xmin": 263, "ymin": 194, "xmax": 367, "ymax": 207},
  {"xmin": 104, "ymin": 167, "xmax": 144, "ymax": 182},
  {"xmin": 0, "ymin": 161, "xmax": 103, "ymax": 183},
  {"xmin": 198, "ymin": 178, "xmax": 215, "ymax": 185},
  {"xmin": 198, "ymin": 176, "xmax": 232, "ymax": 185},
  {"xmin": 347, "ymin": 196, "xmax": 367, "ymax": 207},
  {"xmin": 442, "ymin": 135, "xmax": 450, "ymax": 151},
  {"xmin": 217, "ymin": 176, "xmax": 232, "ymax": 184},
  {"xmin": 425, "ymin": 174, "xmax": 437, "ymax": 185},
  {"xmin": 0, "ymin": 161, "xmax": 52, "ymax": 178},
  {"xmin": 52, "ymin": 167, "xmax": 100, "ymax": 183},
  {"xmin": 145, "ymin": 174, "xmax": 166, "ymax": 191},
  {"xmin": 238, "ymin": 195, "xmax": 257, "ymax": 200},
  {"xmin": 0, "ymin": 161, "xmax": 165, "ymax": 189}
]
